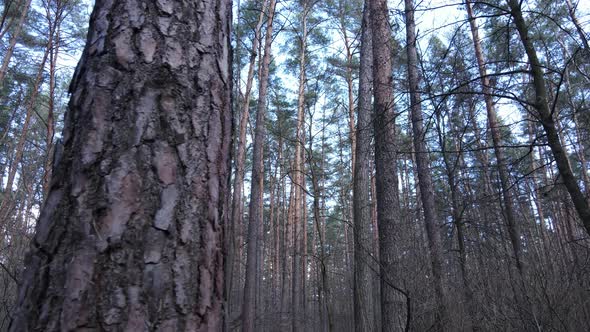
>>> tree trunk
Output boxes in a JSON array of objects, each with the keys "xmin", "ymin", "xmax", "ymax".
[
  {"xmin": 564, "ymin": 0, "xmax": 589, "ymax": 50},
  {"xmin": 435, "ymin": 110, "xmax": 477, "ymax": 331},
  {"xmin": 0, "ymin": 0, "xmax": 32, "ymax": 87},
  {"xmin": 338, "ymin": 3, "xmax": 357, "ymax": 177},
  {"xmin": 229, "ymin": 0, "xmax": 268, "ymax": 323},
  {"xmin": 404, "ymin": 0, "xmax": 449, "ymax": 329},
  {"xmin": 275, "ymin": 134, "xmax": 285, "ymax": 312},
  {"xmin": 0, "ymin": 0, "xmax": 20, "ymax": 40},
  {"xmin": 293, "ymin": 3, "xmax": 309, "ymax": 331},
  {"xmin": 9, "ymin": 0, "xmax": 232, "ymax": 330},
  {"xmin": 242, "ymin": 0, "xmax": 277, "ymax": 330},
  {"xmin": 370, "ymin": 167, "xmax": 382, "ymax": 331},
  {"xmin": 466, "ymin": 0, "xmax": 525, "ymax": 273},
  {"xmin": 0, "ymin": 23, "xmax": 53, "ymax": 228},
  {"xmin": 507, "ymin": 0, "xmax": 590, "ymax": 236},
  {"xmin": 353, "ymin": 3, "xmax": 376, "ymax": 331},
  {"xmin": 43, "ymin": 20, "xmax": 61, "ymax": 197},
  {"xmin": 369, "ymin": 0, "xmax": 405, "ymax": 330}
]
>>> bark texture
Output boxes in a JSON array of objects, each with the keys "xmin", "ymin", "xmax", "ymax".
[
  {"xmin": 370, "ymin": 0, "xmax": 404, "ymax": 330},
  {"xmin": 353, "ymin": 3, "xmax": 376, "ymax": 331},
  {"xmin": 10, "ymin": 0, "xmax": 232, "ymax": 330}
]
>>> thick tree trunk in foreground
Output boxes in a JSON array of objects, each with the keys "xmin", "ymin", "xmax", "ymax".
[
  {"xmin": 353, "ymin": 3, "xmax": 376, "ymax": 331},
  {"xmin": 507, "ymin": 0, "xmax": 590, "ymax": 236},
  {"xmin": 10, "ymin": 0, "xmax": 232, "ymax": 330},
  {"xmin": 404, "ymin": 0, "xmax": 449, "ymax": 329},
  {"xmin": 370, "ymin": 0, "xmax": 405, "ymax": 330},
  {"xmin": 242, "ymin": 0, "xmax": 277, "ymax": 330}
]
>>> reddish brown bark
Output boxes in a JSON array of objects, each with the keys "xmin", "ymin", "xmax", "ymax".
[
  {"xmin": 242, "ymin": 0, "xmax": 277, "ymax": 330},
  {"xmin": 292, "ymin": 2, "xmax": 310, "ymax": 331},
  {"xmin": 9, "ymin": 0, "xmax": 232, "ymax": 330}
]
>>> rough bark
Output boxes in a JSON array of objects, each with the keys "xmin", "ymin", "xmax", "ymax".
[
  {"xmin": 507, "ymin": 0, "xmax": 590, "ymax": 236},
  {"xmin": 369, "ymin": 0, "xmax": 404, "ymax": 330},
  {"xmin": 242, "ymin": 0, "xmax": 277, "ymax": 330},
  {"xmin": 353, "ymin": 3, "xmax": 376, "ymax": 331},
  {"xmin": 9, "ymin": 0, "xmax": 232, "ymax": 330}
]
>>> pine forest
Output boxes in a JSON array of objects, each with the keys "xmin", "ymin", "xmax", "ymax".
[{"xmin": 0, "ymin": 0, "xmax": 589, "ymax": 331}]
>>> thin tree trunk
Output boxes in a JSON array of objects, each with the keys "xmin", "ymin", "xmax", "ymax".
[
  {"xmin": 564, "ymin": 0, "xmax": 589, "ymax": 50},
  {"xmin": 229, "ymin": 0, "xmax": 268, "ymax": 324},
  {"xmin": 0, "ymin": 87, "xmax": 22, "ymax": 148},
  {"xmin": 467, "ymin": 0, "xmax": 525, "ymax": 273},
  {"xmin": 0, "ymin": 0, "xmax": 20, "ymax": 41},
  {"xmin": 311, "ymin": 105, "xmax": 334, "ymax": 332},
  {"xmin": 275, "ymin": 134, "xmax": 285, "ymax": 313},
  {"xmin": 370, "ymin": 166, "xmax": 382, "ymax": 331},
  {"xmin": 43, "ymin": 20, "xmax": 61, "ymax": 197},
  {"xmin": 0, "ymin": 24, "xmax": 53, "ymax": 227},
  {"xmin": 281, "ymin": 180, "xmax": 295, "ymax": 329},
  {"xmin": 242, "ymin": 0, "xmax": 277, "ymax": 330},
  {"xmin": 0, "ymin": 0, "xmax": 32, "ymax": 87},
  {"xmin": 507, "ymin": 0, "xmax": 590, "ymax": 236},
  {"xmin": 292, "ymin": 3, "xmax": 309, "ymax": 330},
  {"xmin": 435, "ymin": 111, "xmax": 477, "ymax": 331},
  {"xmin": 9, "ymin": 0, "xmax": 232, "ymax": 330},
  {"xmin": 404, "ymin": 0, "xmax": 449, "ymax": 329},
  {"xmin": 338, "ymin": 2, "xmax": 357, "ymax": 176}
]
